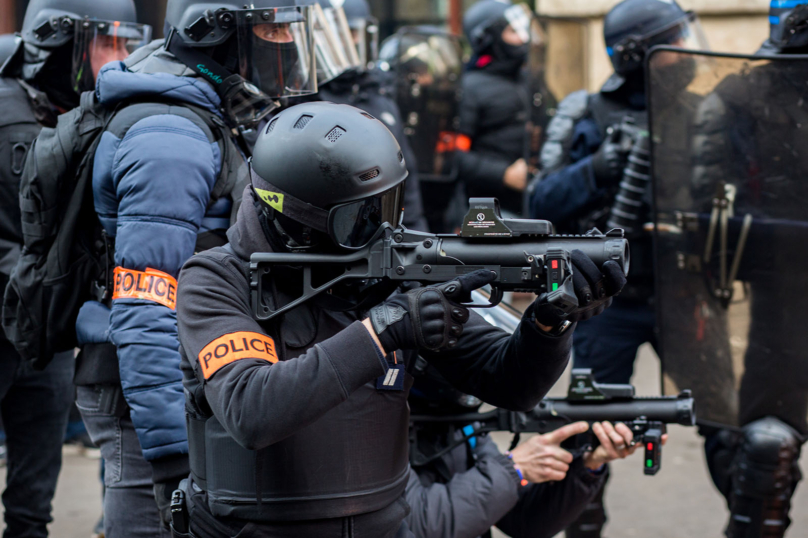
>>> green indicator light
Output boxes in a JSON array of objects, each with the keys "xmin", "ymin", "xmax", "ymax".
[
  {"xmin": 646, "ymin": 460, "xmax": 653, "ymax": 468},
  {"xmin": 552, "ymin": 283, "xmax": 559, "ymax": 291}
]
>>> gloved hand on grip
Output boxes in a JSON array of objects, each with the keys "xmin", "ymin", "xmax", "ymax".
[
  {"xmin": 529, "ymin": 250, "xmax": 627, "ymax": 329},
  {"xmin": 369, "ymin": 270, "xmax": 497, "ymax": 352},
  {"xmin": 590, "ymin": 127, "xmax": 629, "ymax": 189}
]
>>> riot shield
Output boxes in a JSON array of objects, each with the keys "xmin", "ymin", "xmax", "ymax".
[{"xmin": 648, "ymin": 48, "xmax": 808, "ymax": 434}]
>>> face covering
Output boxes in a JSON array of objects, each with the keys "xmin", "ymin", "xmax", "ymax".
[
  {"xmin": 251, "ymin": 39, "xmax": 303, "ymax": 97},
  {"xmin": 487, "ymin": 37, "xmax": 529, "ymax": 78}
]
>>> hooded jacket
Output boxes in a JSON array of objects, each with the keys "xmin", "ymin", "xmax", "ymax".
[{"xmin": 74, "ymin": 40, "xmax": 242, "ymax": 480}]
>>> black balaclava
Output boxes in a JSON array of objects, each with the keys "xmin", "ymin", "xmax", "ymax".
[
  {"xmin": 251, "ymin": 39, "xmax": 301, "ymax": 97},
  {"xmin": 486, "ymin": 19, "xmax": 529, "ymax": 78}
]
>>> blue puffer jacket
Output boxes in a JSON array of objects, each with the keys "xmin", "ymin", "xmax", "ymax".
[{"xmin": 76, "ymin": 47, "xmax": 228, "ymax": 467}]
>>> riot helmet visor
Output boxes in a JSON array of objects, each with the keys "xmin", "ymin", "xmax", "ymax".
[
  {"xmin": 322, "ymin": 5, "xmax": 362, "ymax": 71},
  {"xmin": 71, "ymin": 18, "xmax": 151, "ymax": 92},
  {"xmin": 235, "ymin": 7, "xmax": 317, "ymax": 98},
  {"xmin": 502, "ymin": 4, "xmax": 533, "ymax": 46},
  {"xmin": 346, "ymin": 16, "xmax": 379, "ymax": 68}
]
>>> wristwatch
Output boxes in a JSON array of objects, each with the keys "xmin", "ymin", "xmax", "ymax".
[{"xmin": 539, "ymin": 319, "xmax": 573, "ymax": 337}]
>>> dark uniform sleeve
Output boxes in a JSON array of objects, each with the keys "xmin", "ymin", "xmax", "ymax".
[
  {"xmin": 529, "ymin": 117, "xmax": 606, "ymax": 224},
  {"xmin": 495, "ymin": 459, "xmax": 608, "ymax": 538},
  {"xmin": 405, "ymin": 436, "xmax": 521, "ymax": 538},
  {"xmin": 421, "ymin": 311, "xmax": 573, "ymax": 412},
  {"xmin": 176, "ymin": 251, "xmax": 387, "ymax": 450},
  {"xmin": 454, "ymin": 82, "xmax": 513, "ymax": 193}
]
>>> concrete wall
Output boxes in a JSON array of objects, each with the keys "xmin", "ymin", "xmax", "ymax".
[{"xmin": 537, "ymin": 0, "xmax": 770, "ymax": 94}]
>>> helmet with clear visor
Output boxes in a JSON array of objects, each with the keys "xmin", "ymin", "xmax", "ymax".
[
  {"xmin": 19, "ymin": 0, "xmax": 150, "ymax": 92},
  {"xmin": 297, "ymin": 0, "xmax": 361, "ymax": 83},
  {"xmin": 332, "ymin": 0, "xmax": 379, "ymax": 69},
  {"xmin": 165, "ymin": 0, "xmax": 318, "ymax": 126},
  {"xmin": 463, "ymin": 1, "xmax": 534, "ymax": 55},
  {"xmin": 250, "ymin": 102, "xmax": 408, "ymax": 251},
  {"xmin": 604, "ymin": 0, "xmax": 708, "ymax": 76}
]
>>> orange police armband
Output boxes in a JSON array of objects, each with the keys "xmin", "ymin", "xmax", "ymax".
[
  {"xmin": 113, "ymin": 267, "xmax": 178, "ymax": 310},
  {"xmin": 198, "ymin": 332, "xmax": 279, "ymax": 380}
]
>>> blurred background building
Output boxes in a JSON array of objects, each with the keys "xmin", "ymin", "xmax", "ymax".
[{"xmin": 0, "ymin": 0, "xmax": 768, "ymax": 96}]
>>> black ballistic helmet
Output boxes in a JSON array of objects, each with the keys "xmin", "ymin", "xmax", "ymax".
[
  {"xmin": 251, "ymin": 102, "xmax": 408, "ymax": 250},
  {"xmin": 9, "ymin": 0, "xmax": 149, "ymax": 91},
  {"xmin": 769, "ymin": 2, "xmax": 808, "ymax": 51},
  {"xmin": 604, "ymin": 0, "xmax": 693, "ymax": 76},
  {"xmin": 21, "ymin": 0, "xmax": 138, "ymax": 49}
]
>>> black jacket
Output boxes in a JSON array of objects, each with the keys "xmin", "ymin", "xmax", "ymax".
[
  {"xmin": 0, "ymin": 77, "xmax": 45, "ymax": 277},
  {"xmin": 176, "ymin": 188, "xmax": 573, "ymax": 530},
  {"xmin": 456, "ymin": 68, "xmax": 530, "ymax": 214}
]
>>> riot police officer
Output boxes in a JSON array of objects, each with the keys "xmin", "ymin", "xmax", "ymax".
[
  {"xmin": 174, "ymin": 101, "xmax": 626, "ymax": 537},
  {"xmin": 457, "ymin": 0, "xmax": 538, "ymax": 216},
  {"xmin": 528, "ymin": 1, "xmax": 707, "ymax": 535},
  {"xmin": 0, "ymin": 2, "xmax": 147, "ymax": 536}
]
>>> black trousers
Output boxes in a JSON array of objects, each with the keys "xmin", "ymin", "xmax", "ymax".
[{"xmin": 0, "ymin": 342, "xmax": 73, "ymax": 538}]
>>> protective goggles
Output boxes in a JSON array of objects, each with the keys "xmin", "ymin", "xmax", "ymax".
[
  {"xmin": 70, "ymin": 18, "xmax": 152, "ymax": 92},
  {"xmin": 251, "ymin": 166, "xmax": 403, "ymax": 250}
]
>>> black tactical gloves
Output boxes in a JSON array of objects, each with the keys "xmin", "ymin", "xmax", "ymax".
[
  {"xmin": 369, "ymin": 270, "xmax": 496, "ymax": 352},
  {"xmin": 590, "ymin": 128, "xmax": 629, "ymax": 188},
  {"xmin": 529, "ymin": 250, "xmax": 627, "ymax": 328}
]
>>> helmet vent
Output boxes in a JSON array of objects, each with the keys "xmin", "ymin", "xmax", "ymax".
[
  {"xmin": 294, "ymin": 115, "xmax": 313, "ymax": 130},
  {"xmin": 359, "ymin": 168, "xmax": 381, "ymax": 182},
  {"xmin": 326, "ymin": 127, "xmax": 346, "ymax": 143},
  {"xmin": 398, "ymin": 151, "xmax": 404, "ymax": 163},
  {"xmin": 361, "ymin": 112, "xmax": 376, "ymax": 120},
  {"xmin": 266, "ymin": 118, "xmax": 279, "ymax": 134}
]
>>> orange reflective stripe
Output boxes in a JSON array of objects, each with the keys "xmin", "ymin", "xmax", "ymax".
[
  {"xmin": 198, "ymin": 331, "xmax": 279, "ymax": 380},
  {"xmin": 113, "ymin": 267, "xmax": 178, "ymax": 310}
]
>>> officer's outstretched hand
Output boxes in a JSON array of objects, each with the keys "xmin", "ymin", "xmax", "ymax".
[
  {"xmin": 530, "ymin": 250, "xmax": 626, "ymax": 330},
  {"xmin": 367, "ymin": 270, "xmax": 496, "ymax": 353}
]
